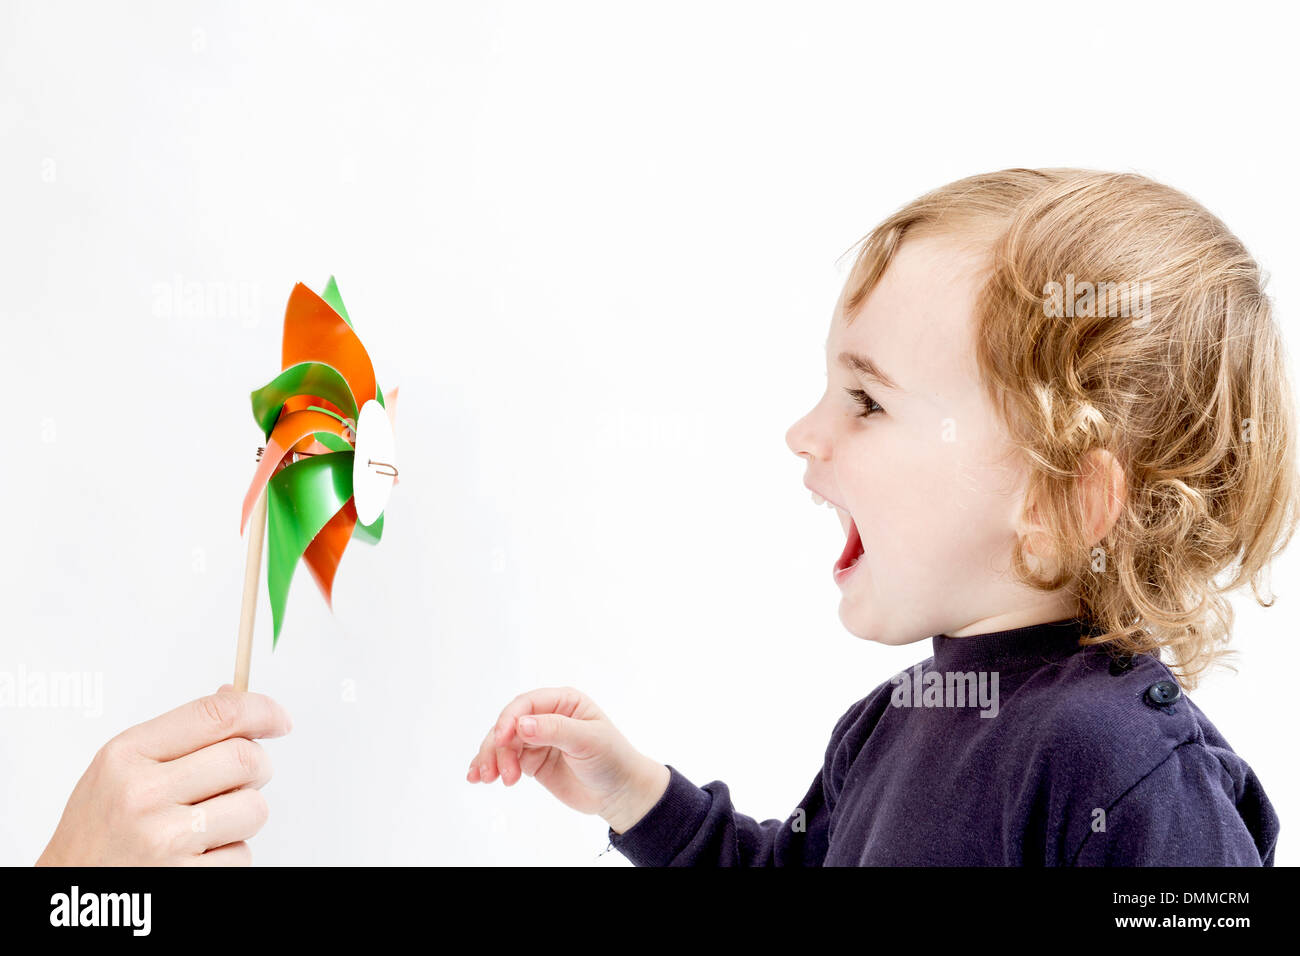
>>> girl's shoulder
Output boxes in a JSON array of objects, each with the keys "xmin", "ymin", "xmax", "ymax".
[
  {"xmin": 1066, "ymin": 652, "xmax": 1277, "ymax": 864},
  {"xmin": 1024, "ymin": 648, "xmax": 1278, "ymax": 863},
  {"xmin": 1024, "ymin": 648, "xmax": 1219, "ymax": 774}
]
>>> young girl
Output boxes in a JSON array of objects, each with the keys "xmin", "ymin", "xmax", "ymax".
[{"xmin": 468, "ymin": 168, "xmax": 1297, "ymax": 865}]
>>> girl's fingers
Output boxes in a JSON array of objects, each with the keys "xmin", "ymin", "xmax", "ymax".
[
  {"xmin": 496, "ymin": 742, "xmax": 522, "ymax": 785},
  {"xmin": 519, "ymin": 747, "xmax": 548, "ymax": 777},
  {"xmin": 490, "ymin": 687, "xmax": 587, "ymax": 749},
  {"xmin": 474, "ymin": 692, "xmax": 589, "ymax": 785},
  {"xmin": 467, "ymin": 727, "xmax": 490, "ymax": 781},
  {"xmin": 467, "ymin": 739, "xmax": 485, "ymax": 781},
  {"xmin": 470, "ymin": 727, "xmax": 500, "ymax": 783},
  {"xmin": 469, "ymin": 722, "xmax": 530, "ymax": 785}
]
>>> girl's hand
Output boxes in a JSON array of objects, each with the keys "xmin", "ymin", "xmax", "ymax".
[{"xmin": 468, "ymin": 686, "xmax": 669, "ymax": 834}]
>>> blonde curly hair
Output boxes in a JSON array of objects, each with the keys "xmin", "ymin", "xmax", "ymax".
[{"xmin": 839, "ymin": 168, "xmax": 1300, "ymax": 688}]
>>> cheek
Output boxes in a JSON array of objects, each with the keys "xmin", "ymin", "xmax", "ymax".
[{"xmin": 847, "ymin": 432, "xmax": 1021, "ymax": 576}]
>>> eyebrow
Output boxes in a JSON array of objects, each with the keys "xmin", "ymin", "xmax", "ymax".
[{"xmin": 835, "ymin": 349, "xmax": 903, "ymax": 392}]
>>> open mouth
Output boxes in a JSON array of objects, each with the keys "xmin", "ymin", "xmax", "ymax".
[
  {"xmin": 809, "ymin": 487, "xmax": 866, "ymax": 584},
  {"xmin": 834, "ymin": 513, "xmax": 865, "ymax": 576}
]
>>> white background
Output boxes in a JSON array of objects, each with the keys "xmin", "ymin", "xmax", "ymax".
[{"xmin": 2, "ymin": 0, "xmax": 1296, "ymax": 866}]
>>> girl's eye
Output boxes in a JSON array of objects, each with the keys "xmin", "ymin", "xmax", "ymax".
[{"xmin": 844, "ymin": 388, "xmax": 883, "ymax": 419}]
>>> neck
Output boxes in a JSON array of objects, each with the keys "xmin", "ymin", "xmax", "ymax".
[{"xmin": 943, "ymin": 595, "xmax": 1082, "ymax": 638}]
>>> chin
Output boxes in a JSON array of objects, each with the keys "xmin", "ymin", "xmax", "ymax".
[{"xmin": 838, "ymin": 604, "xmax": 919, "ymax": 647}]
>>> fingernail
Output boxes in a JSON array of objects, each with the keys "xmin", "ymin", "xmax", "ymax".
[
  {"xmin": 480, "ymin": 763, "xmax": 490, "ymax": 778},
  {"xmin": 519, "ymin": 716, "xmax": 536, "ymax": 735}
]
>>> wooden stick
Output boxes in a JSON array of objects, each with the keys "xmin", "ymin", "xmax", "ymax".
[{"xmin": 234, "ymin": 486, "xmax": 268, "ymax": 692}]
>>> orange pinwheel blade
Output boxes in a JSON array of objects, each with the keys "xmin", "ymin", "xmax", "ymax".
[
  {"xmin": 302, "ymin": 498, "xmax": 359, "ymax": 609},
  {"xmin": 241, "ymin": 408, "xmax": 351, "ymax": 536},
  {"xmin": 282, "ymin": 393, "xmax": 350, "ymax": 421},
  {"xmin": 282, "ymin": 283, "xmax": 377, "ymax": 412},
  {"xmin": 384, "ymin": 386, "xmax": 399, "ymax": 425}
]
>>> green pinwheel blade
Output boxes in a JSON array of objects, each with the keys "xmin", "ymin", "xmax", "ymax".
[
  {"xmin": 354, "ymin": 510, "xmax": 384, "ymax": 545},
  {"xmin": 265, "ymin": 451, "xmax": 355, "ymax": 647},
  {"xmin": 321, "ymin": 275, "xmax": 353, "ymax": 327},
  {"xmin": 313, "ymin": 431, "xmax": 353, "ymax": 452},
  {"xmin": 321, "ymin": 275, "xmax": 386, "ymax": 411},
  {"xmin": 306, "ymin": 404, "xmax": 355, "ymax": 429},
  {"xmin": 250, "ymin": 361, "xmax": 359, "ymax": 439}
]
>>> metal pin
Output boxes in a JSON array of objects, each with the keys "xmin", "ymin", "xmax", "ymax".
[
  {"xmin": 258, "ymin": 445, "xmax": 318, "ymax": 466},
  {"xmin": 259, "ymin": 446, "xmax": 391, "ymax": 476}
]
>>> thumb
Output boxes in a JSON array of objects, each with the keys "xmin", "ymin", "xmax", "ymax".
[
  {"xmin": 516, "ymin": 713, "xmax": 598, "ymax": 758},
  {"xmin": 216, "ymin": 683, "xmax": 235, "ymax": 694}
]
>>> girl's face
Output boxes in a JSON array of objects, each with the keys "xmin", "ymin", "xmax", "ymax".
[{"xmin": 785, "ymin": 236, "xmax": 1078, "ymax": 643}]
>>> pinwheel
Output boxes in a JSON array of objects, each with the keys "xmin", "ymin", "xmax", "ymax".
[{"xmin": 233, "ymin": 276, "xmax": 398, "ymax": 690}]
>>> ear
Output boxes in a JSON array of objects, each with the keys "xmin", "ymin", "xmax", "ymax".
[
  {"xmin": 1015, "ymin": 487, "xmax": 1054, "ymax": 574},
  {"xmin": 1077, "ymin": 448, "xmax": 1126, "ymax": 547}
]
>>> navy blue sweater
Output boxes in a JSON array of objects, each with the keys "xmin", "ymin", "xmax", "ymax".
[{"xmin": 607, "ymin": 617, "xmax": 1278, "ymax": 865}]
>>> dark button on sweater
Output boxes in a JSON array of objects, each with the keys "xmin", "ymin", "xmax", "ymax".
[{"xmin": 1145, "ymin": 679, "xmax": 1182, "ymax": 707}]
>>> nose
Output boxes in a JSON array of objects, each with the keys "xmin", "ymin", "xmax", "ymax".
[{"xmin": 785, "ymin": 404, "xmax": 828, "ymax": 462}]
